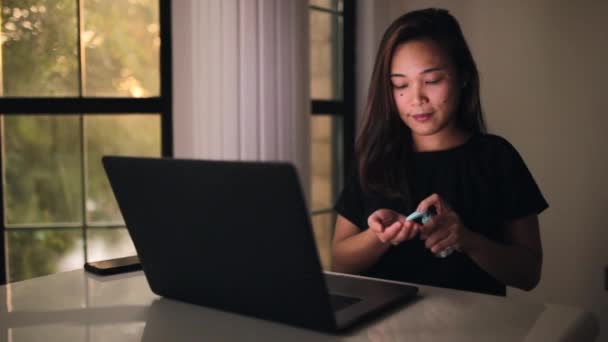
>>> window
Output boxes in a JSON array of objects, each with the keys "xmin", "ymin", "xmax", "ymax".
[
  {"xmin": 0, "ymin": 0, "xmax": 172, "ymax": 284},
  {"xmin": 309, "ymin": 0, "xmax": 355, "ymax": 270}
]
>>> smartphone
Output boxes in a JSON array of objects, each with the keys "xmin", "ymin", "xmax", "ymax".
[
  {"xmin": 406, "ymin": 206, "xmax": 437, "ymax": 225},
  {"xmin": 84, "ymin": 255, "xmax": 142, "ymax": 276}
]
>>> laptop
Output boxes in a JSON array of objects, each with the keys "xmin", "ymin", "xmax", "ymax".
[{"xmin": 102, "ymin": 156, "xmax": 419, "ymax": 333}]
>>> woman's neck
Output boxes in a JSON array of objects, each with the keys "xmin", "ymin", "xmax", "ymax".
[{"xmin": 412, "ymin": 127, "xmax": 472, "ymax": 152}]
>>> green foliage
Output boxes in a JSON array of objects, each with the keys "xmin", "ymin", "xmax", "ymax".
[
  {"xmin": 8, "ymin": 229, "xmax": 81, "ymax": 282},
  {"xmin": 85, "ymin": 115, "xmax": 160, "ymax": 223},
  {"xmin": 1, "ymin": 0, "xmax": 79, "ymax": 96},
  {"xmin": 84, "ymin": 0, "xmax": 159, "ymax": 96},
  {"xmin": 4, "ymin": 116, "xmax": 82, "ymax": 224}
]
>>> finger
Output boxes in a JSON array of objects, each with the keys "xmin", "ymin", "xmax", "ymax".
[
  {"xmin": 392, "ymin": 227, "xmax": 414, "ymax": 245},
  {"xmin": 386, "ymin": 220, "xmax": 402, "ymax": 231},
  {"xmin": 430, "ymin": 233, "xmax": 458, "ymax": 255},
  {"xmin": 390, "ymin": 226, "xmax": 409, "ymax": 245},
  {"xmin": 368, "ymin": 214, "xmax": 385, "ymax": 233},
  {"xmin": 417, "ymin": 193, "xmax": 447, "ymax": 214},
  {"xmin": 369, "ymin": 221, "xmax": 383, "ymax": 233},
  {"xmin": 373, "ymin": 227, "xmax": 388, "ymax": 243},
  {"xmin": 402, "ymin": 221, "xmax": 420, "ymax": 240},
  {"xmin": 391, "ymin": 222, "xmax": 419, "ymax": 244},
  {"xmin": 418, "ymin": 215, "xmax": 437, "ymax": 237},
  {"xmin": 381, "ymin": 222, "xmax": 403, "ymax": 242},
  {"xmin": 405, "ymin": 225, "xmax": 419, "ymax": 240},
  {"xmin": 424, "ymin": 228, "xmax": 450, "ymax": 249},
  {"xmin": 416, "ymin": 193, "xmax": 440, "ymax": 212},
  {"xmin": 373, "ymin": 219, "xmax": 397, "ymax": 243},
  {"xmin": 376, "ymin": 208, "xmax": 397, "ymax": 222}
]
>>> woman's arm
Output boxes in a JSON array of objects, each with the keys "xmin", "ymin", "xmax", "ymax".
[
  {"xmin": 331, "ymin": 215, "xmax": 391, "ymax": 274},
  {"xmin": 418, "ymin": 193, "xmax": 543, "ymax": 291},
  {"xmin": 331, "ymin": 210, "xmax": 419, "ymax": 274},
  {"xmin": 460, "ymin": 215, "xmax": 543, "ymax": 291}
]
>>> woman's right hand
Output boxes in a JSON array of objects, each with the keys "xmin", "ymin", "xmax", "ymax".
[{"xmin": 367, "ymin": 209, "xmax": 420, "ymax": 245}]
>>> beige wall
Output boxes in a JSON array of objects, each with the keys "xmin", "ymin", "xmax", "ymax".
[{"xmin": 357, "ymin": 0, "xmax": 608, "ymax": 326}]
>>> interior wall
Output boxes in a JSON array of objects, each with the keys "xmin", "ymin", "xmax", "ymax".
[{"xmin": 357, "ymin": 0, "xmax": 608, "ymax": 323}]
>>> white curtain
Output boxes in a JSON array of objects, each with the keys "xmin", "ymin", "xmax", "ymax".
[{"xmin": 172, "ymin": 0, "xmax": 310, "ymax": 198}]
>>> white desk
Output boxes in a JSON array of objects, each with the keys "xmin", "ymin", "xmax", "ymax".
[{"xmin": 0, "ymin": 270, "xmax": 600, "ymax": 341}]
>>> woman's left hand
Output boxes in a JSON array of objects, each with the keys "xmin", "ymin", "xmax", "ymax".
[{"xmin": 416, "ymin": 193, "xmax": 474, "ymax": 256}]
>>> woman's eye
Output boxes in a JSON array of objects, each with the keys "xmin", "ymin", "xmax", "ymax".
[
  {"xmin": 425, "ymin": 78, "xmax": 442, "ymax": 84},
  {"xmin": 393, "ymin": 84, "xmax": 408, "ymax": 90}
]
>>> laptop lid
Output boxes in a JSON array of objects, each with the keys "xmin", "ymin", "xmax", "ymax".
[{"xmin": 102, "ymin": 156, "xmax": 417, "ymax": 333}]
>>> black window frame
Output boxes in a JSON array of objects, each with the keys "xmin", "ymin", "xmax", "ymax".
[
  {"xmin": 0, "ymin": 0, "xmax": 173, "ymax": 285},
  {"xmin": 309, "ymin": 0, "xmax": 356, "ymax": 213}
]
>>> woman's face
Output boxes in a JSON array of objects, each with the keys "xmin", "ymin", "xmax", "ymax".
[{"xmin": 390, "ymin": 39, "xmax": 462, "ymax": 138}]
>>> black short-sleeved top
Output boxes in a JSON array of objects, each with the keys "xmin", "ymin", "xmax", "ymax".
[{"xmin": 334, "ymin": 133, "xmax": 548, "ymax": 296}]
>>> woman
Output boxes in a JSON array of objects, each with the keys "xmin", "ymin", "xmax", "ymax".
[{"xmin": 331, "ymin": 8, "xmax": 548, "ymax": 296}]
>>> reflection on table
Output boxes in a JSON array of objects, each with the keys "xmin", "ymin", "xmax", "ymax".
[{"xmin": 0, "ymin": 270, "xmax": 600, "ymax": 342}]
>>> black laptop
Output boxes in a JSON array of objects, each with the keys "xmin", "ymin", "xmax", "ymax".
[{"xmin": 102, "ymin": 156, "xmax": 418, "ymax": 333}]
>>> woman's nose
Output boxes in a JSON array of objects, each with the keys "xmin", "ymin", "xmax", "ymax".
[{"xmin": 409, "ymin": 83, "xmax": 427, "ymax": 106}]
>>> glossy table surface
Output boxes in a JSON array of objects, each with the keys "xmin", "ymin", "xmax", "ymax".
[{"xmin": 0, "ymin": 270, "xmax": 600, "ymax": 342}]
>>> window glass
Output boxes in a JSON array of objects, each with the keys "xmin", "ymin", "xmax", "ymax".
[
  {"xmin": 3, "ymin": 115, "xmax": 83, "ymax": 226},
  {"xmin": 6, "ymin": 229, "xmax": 83, "ymax": 282},
  {"xmin": 310, "ymin": 115, "xmax": 342, "ymax": 211},
  {"xmin": 1, "ymin": 0, "xmax": 79, "ymax": 97},
  {"xmin": 311, "ymin": 212, "xmax": 335, "ymax": 271},
  {"xmin": 85, "ymin": 114, "xmax": 161, "ymax": 224},
  {"xmin": 309, "ymin": 0, "xmax": 343, "ymax": 11},
  {"xmin": 83, "ymin": 0, "xmax": 160, "ymax": 97},
  {"xmin": 309, "ymin": 9, "xmax": 343, "ymax": 100},
  {"xmin": 86, "ymin": 228, "xmax": 135, "ymax": 263}
]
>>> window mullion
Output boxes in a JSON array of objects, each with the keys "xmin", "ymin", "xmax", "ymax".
[
  {"xmin": 80, "ymin": 115, "xmax": 89, "ymax": 263},
  {"xmin": 76, "ymin": 0, "xmax": 89, "ymax": 263},
  {"xmin": 0, "ymin": 98, "xmax": 164, "ymax": 114},
  {"xmin": 0, "ymin": 0, "xmax": 6, "ymax": 285},
  {"xmin": 308, "ymin": 5, "xmax": 342, "ymax": 15},
  {"xmin": 159, "ymin": 0, "xmax": 173, "ymax": 157},
  {"xmin": 331, "ymin": 1, "xmax": 342, "ymax": 100},
  {"xmin": 0, "ymin": 116, "xmax": 5, "ymax": 285},
  {"xmin": 77, "ymin": 0, "xmax": 86, "ymax": 96}
]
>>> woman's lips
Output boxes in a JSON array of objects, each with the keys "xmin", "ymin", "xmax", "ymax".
[{"xmin": 411, "ymin": 113, "xmax": 432, "ymax": 122}]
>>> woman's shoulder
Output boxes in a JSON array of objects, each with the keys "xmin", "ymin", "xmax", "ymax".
[
  {"xmin": 474, "ymin": 132, "xmax": 513, "ymax": 147},
  {"xmin": 468, "ymin": 133, "xmax": 532, "ymax": 175},
  {"xmin": 471, "ymin": 133, "xmax": 520, "ymax": 156}
]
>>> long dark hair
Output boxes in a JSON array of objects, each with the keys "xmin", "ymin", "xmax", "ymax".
[{"xmin": 356, "ymin": 8, "xmax": 485, "ymax": 208}]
